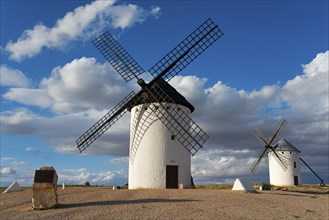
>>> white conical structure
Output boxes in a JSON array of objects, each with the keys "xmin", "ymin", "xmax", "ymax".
[
  {"xmin": 128, "ymin": 79, "xmax": 194, "ymax": 189},
  {"xmin": 232, "ymin": 178, "xmax": 255, "ymax": 192},
  {"xmin": 3, "ymin": 181, "xmax": 21, "ymax": 193},
  {"xmin": 268, "ymin": 138, "xmax": 301, "ymax": 186}
]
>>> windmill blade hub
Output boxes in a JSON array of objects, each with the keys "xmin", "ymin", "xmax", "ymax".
[
  {"xmin": 141, "ymin": 92, "xmax": 149, "ymax": 101},
  {"xmin": 137, "ymin": 78, "xmax": 147, "ymax": 88}
]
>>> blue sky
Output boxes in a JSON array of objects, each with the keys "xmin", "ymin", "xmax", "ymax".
[{"xmin": 1, "ymin": 0, "xmax": 328, "ymax": 186}]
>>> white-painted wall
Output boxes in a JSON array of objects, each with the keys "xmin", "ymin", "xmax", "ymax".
[
  {"xmin": 129, "ymin": 103, "xmax": 191, "ymax": 189},
  {"xmin": 268, "ymin": 150, "xmax": 301, "ymax": 186}
]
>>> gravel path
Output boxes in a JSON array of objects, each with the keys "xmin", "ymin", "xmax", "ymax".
[{"xmin": 1, "ymin": 187, "xmax": 328, "ymax": 219}]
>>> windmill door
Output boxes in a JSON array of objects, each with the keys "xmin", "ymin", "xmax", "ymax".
[
  {"xmin": 166, "ymin": 165, "xmax": 178, "ymax": 189},
  {"xmin": 294, "ymin": 176, "xmax": 299, "ymax": 186}
]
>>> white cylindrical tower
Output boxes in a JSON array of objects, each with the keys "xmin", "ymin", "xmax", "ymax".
[
  {"xmin": 129, "ymin": 103, "xmax": 191, "ymax": 189},
  {"xmin": 128, "ymin": 79, "xmax": 195, "ymax": 189},
  {"xmin": 268, "ymin": 138, "xmax": 301, "ymax": 186}
]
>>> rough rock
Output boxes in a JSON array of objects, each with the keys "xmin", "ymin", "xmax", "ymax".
[{"xmin": 32, "ymin": 166, "xmax": 58, "ymax": 210}]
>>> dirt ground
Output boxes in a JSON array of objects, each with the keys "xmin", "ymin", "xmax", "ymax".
[{"xmin": 1, "ymin": 186, "xmax": 328, "ymax": 220}]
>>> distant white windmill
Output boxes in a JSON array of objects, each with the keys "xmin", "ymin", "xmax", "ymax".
[
  {"xmin": 269, "ymin": 138, "xmax": 302, "ymax": 186},
  {"xmin": 251, "ymin": 118, "xmax": 325, "ymax": 186},
  {"xmin": 250, "ymin": 118, "xmax": 301, "ymax": 186}
]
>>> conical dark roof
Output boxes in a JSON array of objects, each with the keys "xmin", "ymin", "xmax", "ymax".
[
  {"xmin": 273, "ymin": 138, "xmax": 301, "ymax": 153},
  {"xmin": 129, "ymin": 78, "xmax": 195, "ymax": 112}
]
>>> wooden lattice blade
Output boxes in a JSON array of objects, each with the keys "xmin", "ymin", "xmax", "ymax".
[
  {"xmin": 143, "ymin": 82, "xmax": 209, "ymax": 155},
  {"xmin": 76, "ymin": 91, "xmax": 139, "ymax": 153},
  {"xmin": 268, "ymin": 118, "xmax": 287, "ymax": 145},
  {"xmin": 270, "ymin": 149, "xmax": 288, "ymax": 171},
  {"xmin": 253, "ymin": 128, "xmax": 269, "ymax": 146},
  {"xmin": 148, "ymin": 18, "xmax": 224, "ymax": 83},
  {"xmin": 250, "ymin": 147, "xmax": 269, "ymax": 174},
  {"xmin": 93, "ymin": 32, "xmax": 145, "ymax": 82}
]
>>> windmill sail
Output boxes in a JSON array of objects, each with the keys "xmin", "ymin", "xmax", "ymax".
[
  {"xmin": 267, "ymin": 118, "xmax": 287, "ymax": 145},
  {"xmin": 253, "ymin": 128, "xmax": 269, "ymax": 145},
  {"xmin": 76, "ymin": 91, "xmax": 139, "ymax": 153},
  {"xmin": 250, "ymin": 147, "xmax": 269, "ymax": 173},
  {"xmin": 148, "ymin": 18, "xmax": 223, "ymax": 82},
  {"xmin": 250, "ymin": 118, "xmax": 288, "ymax": 174},
  {"xmin": 144, "ymin": 81, "xmax": 208, "ymax": 155},
  {"xmin": 93, "ymin": 32, "xmax": 145, "ymax": 82},
  {"xmin": 270, "ymin": 150, "xmax": 288, "ymax": 171}
]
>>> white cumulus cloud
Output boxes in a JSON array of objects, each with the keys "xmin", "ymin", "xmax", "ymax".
[
  {"xmin": 108, "ymin": 4, "xmax": 147, "ymax": 29},
  {"xmin": 4, "ymin": 0, "xmax": 161, "ymax": 61},
  {"xmin": 0, "ymin": 65, "xmax": 30, "ymax": 87},
  {"xmin": 191, "ymin": 149, "xmax": 266, "ymax": 184},
  {"xmin": 3, "ymin": 88, "xmax": 52, "ymax": 108},
  {"xmin": 3, "ymin": 57, "xmax": 135, "ymax": 113},
  {"xmin": 0, "ymin": 167, "xmax": 17, "ymax": 175},
  {"xmin": 58, "ymin": 168, "xmax": 127, "ymax": 185}
]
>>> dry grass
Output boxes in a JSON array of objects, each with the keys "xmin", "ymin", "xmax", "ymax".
[
  {"xmin": 195, "ymin": 183, "xmax": 233, "ymax": 189},
  {"xmin": 272, "ymin": 184, "xmax": 329, "ymax": 194},
  {"xmin": 195, "ymin": 183, "xmax": 329, "ymax": 193}
]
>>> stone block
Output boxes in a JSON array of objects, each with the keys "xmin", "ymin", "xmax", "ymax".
[{"xmin": 32, "ymin": 166, "xmax": 58, "ymax": 210}]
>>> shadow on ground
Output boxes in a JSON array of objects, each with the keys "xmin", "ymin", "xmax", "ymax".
[{"xmin": 59, "ymin": 198, "xmax": 198, "ymax": 209}]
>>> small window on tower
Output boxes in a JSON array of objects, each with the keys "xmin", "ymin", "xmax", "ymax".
[
  {"xmin": 282, "ymin": 152, "xmax": 284, "ymax": 154},
  {"xmin": 154, "ymin": 105, "xmax": 159, "ymax": 111},
  {"xmin": 294, "ymin": 162, "xmax": 296, "ymax": 168},
  {"xmin": 145, "ymin": 106, "xmax": 148, "ymax": 111},
  {"xmin": 177, "ymin": 107, "xmax": 181, "ymax": 111},
  {"xmin": 171, "ymin": 135, "xmax": 175, "ymax": 140}
]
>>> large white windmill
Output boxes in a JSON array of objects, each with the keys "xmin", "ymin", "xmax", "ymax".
[{"xmin": 76, "ymin": 19, "xmax": 224, "ymax": 189}]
